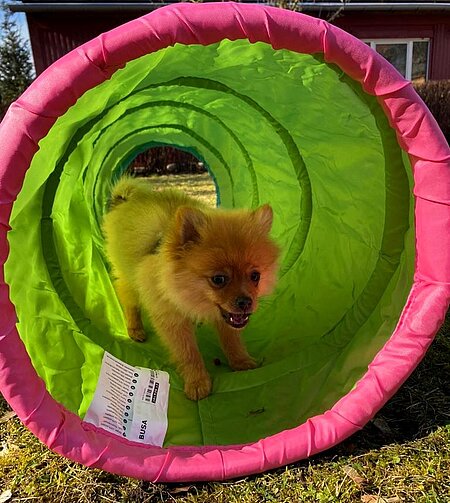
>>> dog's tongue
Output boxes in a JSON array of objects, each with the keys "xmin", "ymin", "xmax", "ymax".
[{"xmin": 222, "ymin": 311, "xmax": 250, "ymax": 329}]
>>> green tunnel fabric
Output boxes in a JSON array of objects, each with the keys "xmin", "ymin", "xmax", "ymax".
[{"xmin": 5, "ymin": 40, "xmax": 414, "ymax": 446}]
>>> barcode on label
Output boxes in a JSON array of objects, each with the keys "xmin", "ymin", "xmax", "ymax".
[
  {"xmin": 145, "ymin": 378, "xmax": 155, "ymax": 403},
  {"xmin": 144, "ymin": 370, "xmax": 160, "ymax": 404}
]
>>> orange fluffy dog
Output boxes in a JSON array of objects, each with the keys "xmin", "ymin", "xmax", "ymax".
[{"xmin": 103, "ymin": 176, "xmax": 279, "ymax": 400}]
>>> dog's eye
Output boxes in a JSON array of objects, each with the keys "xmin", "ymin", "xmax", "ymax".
[
  {"xmin": 211, "ymin": 275, "xmax": 228, "ymax": 288},
  {"xmin": 250, "ymin": 271, "xmax": 260, "ymax": 284}
]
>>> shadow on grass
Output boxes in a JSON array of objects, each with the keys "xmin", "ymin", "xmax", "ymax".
[{"xmin": 324, "ymin": 310, "xmax": 450, "ymax": 459}]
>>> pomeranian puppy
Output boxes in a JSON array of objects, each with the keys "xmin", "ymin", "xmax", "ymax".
[{"xmin": 103, "ymin": 176, "xmax": 279, "ymax": 400}]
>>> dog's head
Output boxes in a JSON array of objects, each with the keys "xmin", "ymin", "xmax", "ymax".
[{"xmin": 164, "ymin": 204, "xmax": 280, "ymax": 329}]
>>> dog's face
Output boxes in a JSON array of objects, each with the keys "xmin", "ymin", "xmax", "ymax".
[
  {"xmin": 208, "ymin": 265, "xmax": 263, "ymax": 329},
  {"xmin": 164, "ymin": 204, "xmax": 280, "ymax": 329}
]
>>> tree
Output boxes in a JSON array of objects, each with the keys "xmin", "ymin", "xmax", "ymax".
[{"xmin": 0, "ymin": 2, "xmax": 34, "ymax": 118}]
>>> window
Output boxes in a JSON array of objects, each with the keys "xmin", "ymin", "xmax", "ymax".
[{"xmin": 364, "ymin": 39, "xmax": 429, "ymax": 82}]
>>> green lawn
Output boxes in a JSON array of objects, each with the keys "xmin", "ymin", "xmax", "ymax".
[
  {"xmin": 1, "ymin": 174, "xmax": 449, "ymax": 502},
  {"xmin": 144, "ymin": 173, "xmax": 218, "ymax": 207}
]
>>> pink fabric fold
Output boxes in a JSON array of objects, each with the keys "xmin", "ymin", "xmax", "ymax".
[{"xmin": 1, "ymin": 2, "xmax": 449, "ymax": 482}]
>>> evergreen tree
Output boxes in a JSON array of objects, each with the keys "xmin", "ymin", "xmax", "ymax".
[{"xmin": 0, "ymin": 2, "xmax": 34, "ymax": 118}]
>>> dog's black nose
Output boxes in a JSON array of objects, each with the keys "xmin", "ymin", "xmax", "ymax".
[{"xmin": 235, "ymin": 296, "xmax": 252, "ymax": 311}]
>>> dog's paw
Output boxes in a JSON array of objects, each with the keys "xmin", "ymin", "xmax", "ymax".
[
  {"xmin": 229, "ymin": 356, "xmax": 258, "ymax": 371},
  {"xmin": 184, "ymin": 374, "xmax": 212, "ymax": 401},
  {"xmin": 128, "ymin": 327, "xmax": 147, "ymax": 342}
]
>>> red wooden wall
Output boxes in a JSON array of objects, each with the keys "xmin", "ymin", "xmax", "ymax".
[
  {"xmin": 26, "ymin": 8, "xmax": 450, "ymax": 79},
  {"xmin": 334, "ymin": 12, "xmax": 450, "ymax": 80}
]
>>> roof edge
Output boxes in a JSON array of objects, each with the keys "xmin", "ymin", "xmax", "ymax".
[{"xmin": 8, "ymin": 2, "xmax": 450, "ymax": 14}]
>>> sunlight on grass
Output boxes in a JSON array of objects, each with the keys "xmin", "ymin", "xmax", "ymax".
[{"xmin": 147, "ymin": 173, "xmax": 217, "ymax": 207}]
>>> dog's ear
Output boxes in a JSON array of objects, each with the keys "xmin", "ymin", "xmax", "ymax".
[
  {"xmin": 176, "ymin": 207, "xmax": 207, "ymax": 245},
  {"xmin": 253, "ymin": 204, "xmax": 273, "ymax": 234}
]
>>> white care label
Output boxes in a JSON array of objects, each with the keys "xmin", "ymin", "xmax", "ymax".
[{"xmin": 84, "ymin": 352, "xmax": 170, "ymax": 446}]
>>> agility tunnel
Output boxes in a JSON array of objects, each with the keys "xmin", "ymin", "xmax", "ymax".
[{"xmin": 1, "ymin": 2, "xmax": 449, "ymax": 482}]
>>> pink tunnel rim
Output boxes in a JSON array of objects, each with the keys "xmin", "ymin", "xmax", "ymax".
[{"xmin": 0, "ymin": 2, "xmax": 449, "ymax": 482}]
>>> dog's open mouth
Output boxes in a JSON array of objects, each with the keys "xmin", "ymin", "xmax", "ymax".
[{"xmin": 219, "ymin": 307, "xmax": 251, "ymax": 329}]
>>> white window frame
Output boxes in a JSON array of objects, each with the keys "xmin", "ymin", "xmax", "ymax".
[{"xmin": 363, "ymin": 38, "xmax": 430, "ymax": 81}]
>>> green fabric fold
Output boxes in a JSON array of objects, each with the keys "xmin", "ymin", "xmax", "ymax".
[{"xmin": 5, "ymin": 40, "xmax": 414, "ymax": 446}]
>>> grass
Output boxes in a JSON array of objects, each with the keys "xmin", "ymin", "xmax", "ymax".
[
  {"xmin": 145, "ymin": 173, "xmax": 218, "ymax": 207},
  {"xmin": 1, "ymin": 173, "xmax": 449, "ymax": 502}
]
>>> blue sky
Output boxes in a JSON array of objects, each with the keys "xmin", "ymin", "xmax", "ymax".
[
  {"xmin": 0, "ymin": 6, "xmax": 34, "ymax": 71},
  {"xmin": 0, "ymin": 7, "xmax": 32, "ymax": 45}
]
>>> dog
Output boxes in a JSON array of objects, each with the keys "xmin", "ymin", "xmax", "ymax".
[{"xmin": 103, "ymin": 176, "xmax": 279, "ymax": 400}]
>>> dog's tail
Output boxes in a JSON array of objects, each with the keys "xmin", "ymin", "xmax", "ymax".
[{"xmin": 108, "ymin": 176, "xmax": 151, "ymax": 209}]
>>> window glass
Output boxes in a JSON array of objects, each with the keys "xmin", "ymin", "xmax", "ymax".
[
  {"xmin": 376, "ymin": 43, "xmax": 407, "ymax": 76},
  {"xmin": 412, "ymin": 41, "xmax": 429, "ymax": 82}
]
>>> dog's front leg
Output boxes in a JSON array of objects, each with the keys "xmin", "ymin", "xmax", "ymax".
[
  {"xmin": 153, "ymin": 314, "xmax": 212, "ymax": 401},
  {"xmin": 215, "ymin": 320, "xmax": 258, "ymax": 371},
  {"xmin": 114, "ymin": 277, "xmax": 146, "ymax": 342}
]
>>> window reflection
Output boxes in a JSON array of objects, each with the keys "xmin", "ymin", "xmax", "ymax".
[
  {"xmin": 377, "ymin": 43, "xmax": 407, "ymax": 76},
  {"xmin": 412, "ymin": 41, "xmax": 429, "ymax": 81},
  {"xmin": 364, "ymin": 39, "xmax": 429, "ymax": 81}
]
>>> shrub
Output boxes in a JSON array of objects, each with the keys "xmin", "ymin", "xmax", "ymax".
[{"xmin": 414, "ymin": 80, "xmax": 450, "ymax": 144}]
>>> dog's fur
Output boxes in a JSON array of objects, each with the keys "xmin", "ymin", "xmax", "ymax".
[{"xmin": 103, "ymin": 176, "xmax": 279, "ymax": 400}]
